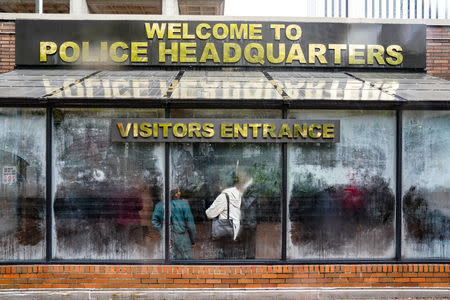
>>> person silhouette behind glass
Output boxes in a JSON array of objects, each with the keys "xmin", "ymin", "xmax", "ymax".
[{"xmin": 152, "ymin": 188, "xmax": 196, "ymax": 259}]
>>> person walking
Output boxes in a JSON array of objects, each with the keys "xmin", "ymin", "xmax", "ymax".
[{"xmin": 152, "ymin": 188, "xmax": 196, "ymax": 259}]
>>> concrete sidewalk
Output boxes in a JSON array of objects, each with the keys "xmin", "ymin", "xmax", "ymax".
[{"xmin": 0, "ymin": 288, "xmax": 449, "ymax": 299}]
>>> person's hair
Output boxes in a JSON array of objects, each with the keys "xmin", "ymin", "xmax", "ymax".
[
  {"xmin": 231, "ymin": 171, "xmax": 239, "ymax": 184},
  {"xmin": 170, "ymin": 188, "xmax": 180, "ymax": 199}
]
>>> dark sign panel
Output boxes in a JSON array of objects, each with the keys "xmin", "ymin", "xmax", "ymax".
[
  {"xmin": 110, "ymin": 118, "xmax": 340, "ymax": 143},
  {"xmin": 16, "ymin": 20, "xmax": 426, "ymax": 69}
]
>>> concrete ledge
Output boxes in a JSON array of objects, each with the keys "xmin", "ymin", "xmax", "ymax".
[
  {"xmin": 0, "ymin": 288, "xmax": 449, "ymax": 299},
  {"xmin": 0, "ymin": 13, "xmax": 449, "ymax": 25}
]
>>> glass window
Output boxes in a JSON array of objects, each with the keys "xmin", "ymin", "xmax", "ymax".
[
  {"xmin": 0, "ymin": 108, "xmax": 46, "ymax": 260},
  {"xmin": 287, "ymin": 110, "xmax": 396, "ymax": 259},
  {"xmin": 169, "ymin": 109, "xmax": 282, "ymax": 260},
  {"xmin": 402, "ymin": 111, "xmax": 450, "ymax": 259},
  {"xmin": 53, "ymin": 108, "xmax": 165, "ymax": 260}
]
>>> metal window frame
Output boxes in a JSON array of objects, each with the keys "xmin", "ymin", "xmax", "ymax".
[{"xmin": 0, "ymin": 93, "xmax": 449, "ymax": 265}]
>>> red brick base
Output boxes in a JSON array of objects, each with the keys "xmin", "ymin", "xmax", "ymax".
[{"xmin": 0, "ymin": 264, "xmax": 448, "ymax": 289}]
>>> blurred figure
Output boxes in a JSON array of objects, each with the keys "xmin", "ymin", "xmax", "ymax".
[
  {"xmin": 206, "ymin": 170, "xmax": 253, "ymax": 258},
  {"xmin": 152, "ymin": 188, "xmax": 196, "ymax": 259}
]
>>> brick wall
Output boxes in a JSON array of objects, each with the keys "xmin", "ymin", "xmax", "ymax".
[
  {"xmin": 0, "ymin": 264, "xmax": 448, "ymax": 289},
  {"xmin": 0, "ymin": 22, "xmax": 14, "ymax": 73},
  {"xmin": 427, "ymin": 26, "xmax": 450, "ymax": 80}
]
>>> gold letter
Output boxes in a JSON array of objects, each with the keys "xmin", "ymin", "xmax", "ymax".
[
  {"xmin": 188, "ymin": 123, "xmax": 202, "ymax": 137},
  {"xmin": 234, "ymin": 123, "xmax": 248, "ymax": 138},
  {"xmin": 173, "ymin": 123, "xmax": 187, "ymax": 138},
  {"xmin": 221, "ymin": 123, "xmax": 233, "ymax": 138},
  {"xmin": 267, "ymin": 43, "xmax": 285, "ymax": 64},
  {"xmin": 168, "ymin": 23, "xmax": 181, "ymax": 39},
  {"xmin": 182, "ymin": 23, "xmax": 195, "ymax": 39},
  {"xmin": 196, "ymin": 23, "xmax": 211, "ymax": 39},
  {"xmin": 110, "ymin": 42, "xmax": 128, "ymax": 63},
  {"xmin": 349, "ymin": 44, "xmax": 365, "ymax": 64},
  {"xmin": 145, "ymin": 22, "xmax": 167, "ymax": 39},
  {"xmin": 293, "ymin": 124, "xmax": 308, "ymax": 138},
  {"xmin": 159, "ymin": 123, "xmax": 173, "ymax": 138},
  {"xmin": 202, "ymin": 123, "xmax": 214, "ymax": 138},
  {"xmin": 159, "ymin": 42, "xmax": 178, "ymax": 63},
  {"xmin": 249, "ymin": 24, "xmax": 262, "ymax": 40},
  {"xmin": 40, "ymin": 41, "xmax": 57, "ymax": 62},
  {"xmin": 263, "ymin": 123, "xmax": 276, "ymax": 138},
  {"xmin": 131, "ymin": 42, "xmax": 148, "ymax": 62},
  {"xmin": 270, "ymin": 24, "xmax": 285, "ymax": 41},
  {"xmin": 223, "ymin": 43, "xmax": 241, "ymax": 63},
  {"xmin": 309, "ymin": 44, "xmax": 327, "ymax": 64},
  {"xmin": 244, "ymin": 43, "xmax": 264, "ymax": 64},
  {"xmin": 139, "ymin": 123, "xmax": 152, "ymax": 138},
  {"xmin": 248, "ymin": 123, "xmax": 262, "ymax": 138},
  {"xmin": 367, "ymin": 45, "xmax": 386, "ymax": 65},
  {"xmin": 308, "ymin": 124, "xmax": 322, "ymax": 138},
  {"xmin": 81, "ymin": 42, "xmax": 99, "ymax": 62},
  {"xmin": 328, "ymin": 44, "xmax": 346, "ymax": 64},
  {"xmin": 180, "ymin": 42, "xmax": 197, "ymax": 63},
  {"xmin": 117, "ymin": 123, "xmax": 132, "ymax": 138},
  {"xmin": 323, "ymin": 124, "xmax": 335, "ymax": 139},
  {"xmin": 59, "ymin": 41, "xmax": 80, "ymax": 63},
  {"xmin": 286, "ymin": 44, "xmax": 306, "ymax": 64},
  {"xmin": 278, "ymin": 124, "xmax": 293, "ymax": 138},
  {"xmin": 386, "ymin": 45, "xmax": 403, "ymax": 66},
  {"xmin": 286, "ymin": 24, "xmax": 302, "ymax": 41},
  {"xmin": 230, "ymin": 24, "xmax": 248, "ymax": 39},
  {"xmin": 200, "ymin": 43, "xmax": 220, "ymax": 63},
  {"xmin": 212, "ymin": 23, "xmax": 229, "ymax": 40}
]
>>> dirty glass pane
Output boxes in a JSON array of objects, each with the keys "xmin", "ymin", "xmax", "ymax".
[
  {"xmin": 0, "ymin": 108, "xmax": 46, "ymax": 260},
  {"xmin": 402, "ymin": 111, "xmax": 450, "ymax": 259},
  {"xmin": 53, "ymin": 108, "xmax": 164, "ymax": 260},
  {"xmin": 169, "ymin": 109, "xmax": 282, "ymax": 260},
  {"xmin": 287, "ymin": 110, "xmax": 396, "ymax": 259}
]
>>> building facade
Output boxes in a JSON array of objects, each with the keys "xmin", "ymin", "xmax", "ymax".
[{"xmin": 0, "ymin": 10, "xmax": 449, "ymax": 298}]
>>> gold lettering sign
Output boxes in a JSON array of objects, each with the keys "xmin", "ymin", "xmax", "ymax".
[
  {"xmin": 111, "ymin": 119, "xmax": 340, "ymax": 143},
  {"xmin": 32, "ymin": 21, "xmax": 419, "ymax": 68}
]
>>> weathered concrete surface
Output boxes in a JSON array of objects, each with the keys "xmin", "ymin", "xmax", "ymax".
[{"xmin": 0, "ymin": 288, "xmax": 448, "ymax": 299}]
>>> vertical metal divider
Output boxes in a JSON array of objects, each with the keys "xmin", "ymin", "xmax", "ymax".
[
  {"xmin": 408, "ymin": 0, "xmax": 411, "ymax": 18},
  {"xmin": 395, "ymin": 109, "xmax": 403, "ymax": 261},
  {"xmin": 365, "ymin": 0, "xmax": 368, "ymax": 18},
  {"xmin": 386, "ymin": 0, "xmax": 389, "ymax": 17},
  {"xmin": 46, "ymin": 105, "xmax": 53, "ymax": 262},
  {"xmin": 164, "ymin": 107, "xmax": 170, "ymax": 263},
  {"xmin": 372, "ymin": 0, "xmax": 375, "ymax": 18},
  {"xmin": 281, "ymin": 108, "xmax": 287, "ymax": 261},
  {"xmin": 345, "ymin": 0, "xmax": 348, "ymax": 17},
  {"xmin": 325, "ymin": 0, "xmax": 328, "ymax": 17}
]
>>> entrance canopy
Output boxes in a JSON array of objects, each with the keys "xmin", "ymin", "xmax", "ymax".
[{"xmin": 1, "ymin": 69, "xmax": 449, "ymax": 107}]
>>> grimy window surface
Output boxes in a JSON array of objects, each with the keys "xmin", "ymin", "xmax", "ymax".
[
  {"xmin": 287, "ymin": 110, "xmax": 396, "ymax": 259},
  {"xmin": 52, "ymin": 108, "xmax": 165, "ymax": 260},
  {"xmin": 169, "ymin": 109, "xmax": 282, "ymax": 260},
  {"xmin": 0, "ymin": 108, "xmax": 46, "ymax": 260},
  {"xmin": 402, "ymin": 111, "xmax": 450, "ymax": 259}
]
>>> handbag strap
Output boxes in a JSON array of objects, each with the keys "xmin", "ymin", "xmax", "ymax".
[{"xmin": 224, "ymin": 193, "xmax": 230, "ymax": 220}]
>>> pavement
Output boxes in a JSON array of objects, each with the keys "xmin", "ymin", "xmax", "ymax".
[{"xmin": 0, "ymin": 288, "xmax": 449, "ymax": 299}]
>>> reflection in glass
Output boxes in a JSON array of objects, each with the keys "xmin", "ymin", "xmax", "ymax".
[
  {"xmin": 0, "ymin": 108, "xmax": 46, "ymax": 260},
  {"xmin": 53, "ymin": 109, "xmax": 165, "ymax": 260},
  {"xmin": 402, "ymin": 111, "xmax": 450, "ymax": 259},
  {"xmin": 170, "ymin": 109, "xmax": 282, "ymax": 260},
  {"xmin": 287, "ymin": 110, "xmax": 396, "ymax": 259}
]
